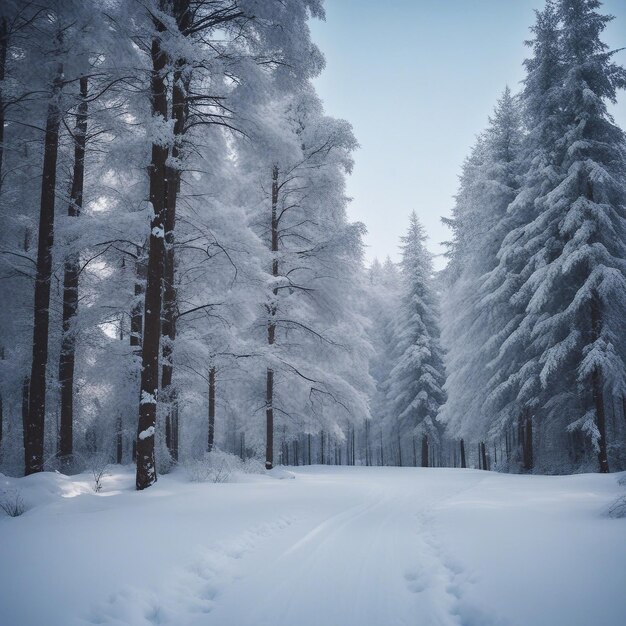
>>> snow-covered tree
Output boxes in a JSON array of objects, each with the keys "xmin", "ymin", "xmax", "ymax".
[
  {"xmin": 483, "ymin": 0, "xmax": 626, "ymax": 473},
  {"xmin": 382, "ymin": 213, "xmax": 446, "ymax": 467},
  {"xmin": 440, "ymin": 88, "xmax": 523, "ymax": 452}
]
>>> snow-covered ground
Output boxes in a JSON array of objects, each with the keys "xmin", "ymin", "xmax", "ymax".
[{"xmin": 1, "ymin": 466, "xmax": 624, "ymax": 626}]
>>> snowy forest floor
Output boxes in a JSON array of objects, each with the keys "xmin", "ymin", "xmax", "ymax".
[{"xmin": 1, "ymin": 466, "xmax": 625, "ymax": 626}]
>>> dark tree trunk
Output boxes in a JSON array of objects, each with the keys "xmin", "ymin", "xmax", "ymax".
[
  {"xmin": 0, "ymin": 18, "xmax": 7, "ymax": 196},
  {"xmin": 265, "ymin": 368, "xmax": 274, "ymax": 470},
  {"xmin": 265, "ymin": 165, "xmax": 279, "ymax": 470},
  {"xmin": 520, "ymin": 410, "xmax": 534, "ymax": 472},
  {"xmin": 590, "ymin": 297, "xmax": 610, "ymax": 473},
  {"xmin": 350, "ymin": 429, "xmax": 353, "ymax": 465},
  {"xmin": 0, "ymin": 347, "xmax": 4, "ymax": 446},
  {"xmin": 208, "ymin": 365, "xmax": 215, "ymax": 451},
  {"xmin": 480, "ymin": 441, "xmax": 488, "ymax": 471},
  {"xmin": 460, "ymin": 438, "xmax": 466, "ymax": 468},
  {"xmin": 421, "ymin": 435, "xmax": 429, "ymax": 467},
  {"xmin": 116, "ymin": 416, "xmax": 123, "ymax": 464},
  {"xmin": 161, "ymin": 5, "xmax": 190, "ymax": 461},
  {"xmin": 320, "ymin": 430, "xmax": 325, "ymax": 464},
  {"xmin": 58, "ymin": 76, "xmax": 88, "ymax": 461},
  {"xmin": 307, "ymin": 433, "xmax": 311, "ymax": 465},
  {"xmin": 22, "ymin": 376, "xmax": 29, "ymax": 445},
  {"xmin": 26, "ymin": 60, "xmax": 63, "ymax": 475},
  {"xmin": 136, "ymin": 22, "xmax": 168, "ymax": 491}
]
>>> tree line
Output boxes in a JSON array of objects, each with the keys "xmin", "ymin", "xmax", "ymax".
[{"xmin": 0, "ymin": 0, "xmax": 625, "ymax": 486}]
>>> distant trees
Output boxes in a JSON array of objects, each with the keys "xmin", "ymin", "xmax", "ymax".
[{"xmin": 381, "ymin": 213, "xmax": 446, "ymax": 467}]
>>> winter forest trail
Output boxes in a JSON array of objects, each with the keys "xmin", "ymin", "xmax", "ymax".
[
  {"xmin": 202, "ymin": 468, "xmax": 487, "ymax": 626},
  {"xmin": 1, "ymin": 467, "xmax": 625, "ymax": 626}
]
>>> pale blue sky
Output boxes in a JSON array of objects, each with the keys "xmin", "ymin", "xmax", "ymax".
[{"xmin": 310, "ymin": 0, "xmax": 626, "ymax": 267}]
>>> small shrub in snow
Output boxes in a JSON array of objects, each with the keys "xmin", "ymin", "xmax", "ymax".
[
  {"xmin": 0, "ymin": 489, "xmax": 26, "ymax": 517},
  {"xmin": 184, "ymin": 450, "xmax": 262, "ymax": 483},
  {"xmin": 607, "ymin": 495, "xmax": 626, "ymax": 519},
  {"xmin": 242, "ymin": 457, "xmax": 265, "ymax": 474},
  {"xmin": 89, "ymin": 454, "xmax": 110, "ymax": 493}
]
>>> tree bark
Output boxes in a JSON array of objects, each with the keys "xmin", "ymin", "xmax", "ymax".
[
  {"xmin": 0, "ymin": 17, "xmax": 8, "ymax": 197},
  {"xmin": 22, "ymin": 376, "xmax": 29, "ymax": 445},
  {"xmin": 460, "ymin": 438, "xmax": 466, "ymax": 468},
  {"xmin": 58, "ymin": 76, "xmax": 88, "ymax": 461},
  {"xmin": 0, "ymin": 347, "xmax": 4, "ymax": 446},
  {"xmin": 520, "ymin": 410, "xmax": 534, "ymax": 472},
  {"xmin": 116, "ymin": 416, "xmax": 123, "ymax": 464},
  {"xmin": 265, "ymin": 165, "xmax": 279, "ymax": 470},
  {"xmin": 421, "ymin": 435, "xmax": 429, "ymax": 467},
  {"xmin": 208, "ymin": 365, "xmax": 215, "ymax": 451},
  {"xmin": 590, "ymin": 296, "xmax": 610, "ymax": 473},
  {"xmin": 161, "ymin": 4, "xmax": 190, "ymax": 461},
  {"xmin": 25, "ymin": 59, "xmax": 63, "ymax": 475},
  {"xmin": 481, "ymin": 441, "xmax": 488, "ymax": 471},
  {"xmin": 136, "ymin": 20, "xmax": 168, "ymax": 490}
]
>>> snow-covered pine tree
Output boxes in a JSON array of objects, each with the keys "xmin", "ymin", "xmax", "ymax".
[
  {"xmin": 479, "ymin": 1, "xmax": 565, "ymax": 472},
  {"xmin": 486, "ymin": 0, "xmax": 626, "ymax": 473},
  {"xmin": 439, "ymin": 89, "xmax": 523, "ymax": 459},
  {"xmin": 366, "ymin": 257, "xmax": 402, "ymax": 465},
  {"xmin": 383, "ymin": 213, "xmax": 446, "ymax": 467}
]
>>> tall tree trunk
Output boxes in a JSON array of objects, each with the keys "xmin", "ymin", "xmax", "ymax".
[
  {"xmin": 460, "ymin": 438, "xmax": 466, "ymax": 468},
  {"xmin": 0, "ymin": 17, "xmax": 8, "ymax": 197},
  {"xmin": 58, "ymin": 76, "xmax": 88, "ymax": 462},
  {"xmin": 265, "ymin": 165, "xmax": 279, "ymax": 470},
  {"xmin": 481, "ymin": 441, "xmax": 488, "ymax": 471},
  {"xmin": 116, "ymin": 416, "xmax": 123, "ymax": 464},
  {"xmin": 421, "ymin": 435, "xmax": 429, "ymax": 467},
  {"xmin": 520, "ymin": 410, "xmax": 534, "ymax": 472},
  {"xmin": 25, "ymin": 60, "xmax": 63, "ymax": 475},
  {"xmin": 590, "ymin": 296, "xmax": 610, "ymax": 473},
  {"xmin": 136, "ymin": 22, "xmax": 168, "ymax": 491},
  {"xmin": 161, "ymin": 8, "xmax": 190, "ymax": 461},
  {"xmin": 0, "ymin": 347, "xmax": 4, "ymax": 447},
  {"xmin": 22, "ymin": 376, "xmax": 29, "ymax": 446},
  {"xmin": 208, "ymin": 365, "xmax": 215, "ymax": 451}
]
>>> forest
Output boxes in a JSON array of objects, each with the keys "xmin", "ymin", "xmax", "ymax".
[
  {"xmin": 0, "ymin": 0, "xmax": 625, "ymax": 491},
  {"xmin": 1, "ymin": 2, "xmax": 626, "ymax": 625}
]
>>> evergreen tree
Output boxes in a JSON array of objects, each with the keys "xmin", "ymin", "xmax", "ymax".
[
  {"xmin": 440, "ymin": 89, "xmax": 523, "ymax": 448},
  {"xmin": 383, "ymin": 213, "xmax": 446, "ymax": 466},
  {"xmin": 485, "ymin": 0, "xmax": 626, "ymax": 473}
]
